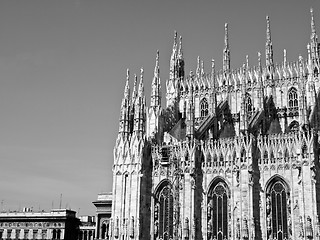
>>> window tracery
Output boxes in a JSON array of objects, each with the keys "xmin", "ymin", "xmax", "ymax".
[
  {"xmin": 207, "ymin": 180, "xmax": 230, "ymax": 240},
  {"xmin": 200, "ymin": 98, "xmax": 209, "ymax": 118},
  {"xmin": 154, "ymin": 184, "xmax": 174, "ymax": 240},
  {"xmin": 288, "ymin": 87, "xmax": 298, "ymax": 113},
  {"xmin": 266, "ymin": 178, "xmax": 291, "ymax": 240}
]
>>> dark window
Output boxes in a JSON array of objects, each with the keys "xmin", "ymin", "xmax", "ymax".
[
  {"xmin": 208, "ymin": 181, "xmax": 229, "ymax": 240},
  {"xmin": 200, "ymin": 98, "xmax": 209, "ymax": 118},
  {"xmin": 155, "ymin": 185, "xmax": 174, "ymax": 240},
  {"xmin": 266, "ymin": 180, "xmax": 290, "ymax": 240},
  {"xmin": 288, "ymin": 88, "xmax": 298, "ymax": 111}
]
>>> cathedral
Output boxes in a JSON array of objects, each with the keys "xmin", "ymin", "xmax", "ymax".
[{"xmin": 111, "ymin": 9, "xmax": 320, "ymax": 240}]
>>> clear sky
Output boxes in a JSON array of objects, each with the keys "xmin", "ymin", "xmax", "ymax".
[{"xmin": 0, "ymin": 0, "xmax": 319, "ymax": 216}]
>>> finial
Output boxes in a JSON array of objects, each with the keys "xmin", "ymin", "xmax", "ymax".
[
  {"xmin": 211, "ymin": 59, "xmax": 215, "ymax": 74},
  {"xmin": 196, "ymin": 56, "xmax": 201, "ymax": 78},
  {"xmin": 311, "ymin": 8, "xmax": 316, "ymax": 36},
  {"xmin": 201, "ymin": 61, "xmax": 204, "ymax": 76},
  {"xmin": 283, "ymin": 49, "xmax": 287, "ymax": 66},
  {"xmin": 140, "ymin": 67, "xmax": 144, "ymax": 81},
  {"xmin": 224, "ymin": 23, "xmax": 229, "ymax": 48},
  {"xmin": 246, "ymin": 55, "xmax": 249, "ymax": 69},
  {"xmin": 299, "ymin": 55, "xmax": 304, "ymax": 74},
  {"xmin": 138, "ymin": 68, "xmax": 144, "ymax": 96},
  {"xmin": 258, "ymin": 52, "xmax": 261, "ymax": 68},
  {"xmin": 173, "ymin": 31, "xmax": 178, "ymax": 48},
  {"xmin": 123, "ymin": 68, "xmax": 130, "ymax": 99},
  {"xmin": 154, "ymin": 50, "xmax": 160, "ymax": 75},
  {"xmin": 178, "ymin": 36, "xmax": 184, "ymax": 59},
  {"xmin": 307, "ymin": 43, "xmax": 311, "ymax": 60},
  {"xmin": 266, "ymin": 15, "xmax": 271, "ymax": 42},
  {"xmin": 126, "ymin": 68, "xmax": 130, "ymax": 82}
]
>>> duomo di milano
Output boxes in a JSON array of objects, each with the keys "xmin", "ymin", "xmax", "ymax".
[{"xmin": 110, "ymin": 8, "xmax": 320, "ymax": 240}]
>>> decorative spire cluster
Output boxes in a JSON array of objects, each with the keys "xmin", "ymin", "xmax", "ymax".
[{"xmin": 118, "ymin": 67, "xmax": 146, "ymax": 139}]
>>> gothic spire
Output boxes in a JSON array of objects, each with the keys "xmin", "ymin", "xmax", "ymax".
[
  {"xmin": 283, "ymin": 49, "xmax": 287, "ymax": 66},
  {"xmin": 310, "ymin": 8, "xmax": 319, "ymax": 60},
  {"xmin": 133, "ymin": 68, "xmax": 146, "ymax": 135},
  {"xmin": 258, "ymin": 52, "xmax": 262, "ymax": 71},
  {"xmin": 223, "ymin": 23, "xmax": 230, "ymax": 75},
  {"xmin": 170, "ymin": 31, "xmax": 178, "ymax": 80},
  {"xmin": 131, "ymin": 74, "xmax": 138, "ymax": 104},
  {"xmin": 196, "ymin": 56, "xmax": 201, "ymax": 79},
  {"xmin": 119, "ymin": 69, "xmax": 131, "ymax": 136},
  {"xmin": 138, "ymin": 67, "xmax": 144, "ymax": 97},
  {"xmin": 311, "ymin": 8, "xmax": 316, "ymax": 38},
  {"xmin": 177, "ymin": 36, "xmax": 184, "ymax": 60},
  {"xmin": 176, "ymin": 35, "xmax": 185, "ymax": 80},
  {"xmin": 265, "ymin": 16, "xmax": 274, "ymax": 72},
  {"xmin": 151, "ymin": 50, "xmax": 161, "ymax": 108}
]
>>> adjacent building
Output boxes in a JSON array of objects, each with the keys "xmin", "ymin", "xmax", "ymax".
[
  {"xmin": 78, "ymin": 216, "xmax": 95, "ymax": 240},
  {"xmin": 0, "ymin": 208, "xmax": 80, "ymax": 240},
  {"xmin": 110, "ymin": 8, "xmax": 320, "ymax": 240},
  {"xmin": 93, "ymin": 193, "xmax": 112, "ymax": 240}
]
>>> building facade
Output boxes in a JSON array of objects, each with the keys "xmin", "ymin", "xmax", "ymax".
[
  {"xmin": 93, "ymin": 193, "xmax": 112, "ymax": 239},
  {"xmin": 0, "ymin": 209, "xmax": 80, "ymax": 240},
  {"xmin": 111, "ymin": 9, "xmax": 320, "ymax": 240},
  {"xmin": 78, "ymin": 216, "xmax": 96, "ymax": 240}
]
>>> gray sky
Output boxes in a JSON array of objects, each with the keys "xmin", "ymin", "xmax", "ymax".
[{"xmin": 0, "ymin": 0, "xmax": 319, "ymax": 215}]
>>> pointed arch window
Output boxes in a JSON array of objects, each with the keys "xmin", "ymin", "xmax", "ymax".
[
  {"xmin": 288, "ymin": 87, "xmax": 298, "ymax": 111},
  {"xmin": 154, "ymin": 184, "xmax": 174, "ymax": 240},
  {"xmin": 200, "ymin": 98, "xmax": 209, "ymax": 118},
  {"xmin": 207, "ymin": 180, "xmax": 230, "ymax": 240},
  {"xmin": 266, "ymin": 178, "xmax": 291, "ymax": 240}
]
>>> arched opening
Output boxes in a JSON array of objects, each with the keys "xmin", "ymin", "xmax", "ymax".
[
  {"xmin": 79, "ymin": 231, "xmax": 83, "ymax": 240},
  {"xmin": 52, "ymin": 229, "xmax": 57, "ymax": 239},
  {"xmin": 240, "ymin": 148, "xmax": 246, "ymax": 163},
  {"xmin": 288, "ymin": 87, "xmax": 298, "ymax": 112},
  {"xmin": 101, "ymin": 222, "xmax": 107, "ymax": 239},
  {"xmin": 57, "ymin": 229, "xmax": 61, "ymax": 239},
  {"xmin": 207, "ymin": 178, "xmax": 230, "ymax": 240},
  {"xmin": 288, "ymin": 120, "xmax": 299, "ymax": 132},
  {"xmin": 200, "ymin": 97, "xmax": 209, "ymax": 118},
  {"xmin": 154, "ymin": 181, "xmax": 174, "ymax": 240},
  {"xmin": 266, "ymin": 176, "xmax": 291, "ymax": 240},
  {"xmin": 84, "ymin": 231, "xmax": 87, "ymax": 240}
]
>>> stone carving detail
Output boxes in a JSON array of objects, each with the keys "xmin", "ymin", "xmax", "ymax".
[
  {"xmin": 184, "ymin": 217, "xmax": 189, "ymax": 238},
  {"xmin": 306, "ymin": 216, "xmax": 313, "ymax": 239},
  {"xmin": 130, "ymin": 216, "xmax": 134, "ymax": 238}
]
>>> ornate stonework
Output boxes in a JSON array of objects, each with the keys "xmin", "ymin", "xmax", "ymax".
[{"xmin": 111, "ymin": 9, "xmax": 320, "ymax": 240}]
